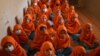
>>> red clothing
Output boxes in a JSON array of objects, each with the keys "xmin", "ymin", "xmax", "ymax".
[
  {"xmin": 65, "ymin": 6, "xmax": 81, "ymax": 34},
  {"xmin": 80, "ymin": 23, "xmax": 96, "ymax": 47},
  {"xmin": 12, "ymin": 24, "xmax": 29, "ymax": 45},
  {"xmin": 36, "ymin": 41, "xmax": 56, "ymax": 56},
  {"xmin": 53, "ymin": 10, "xmax": 64, "ymax": 30},
  {"xmin": 0, "ymin": 36, "xmax": 27, "ymax": 56},
  {"xmin": 61, "ymin": 0, "xmax": 69, "ymax": 15},
  {"xmin": 56, "ymin": 24, "xmax": 71, "ymax": 49},
  {"xmin": 30, "ymin": 24, "xmax": 50, "ymax": 50},
  {"xmin": 70, "ymin": 46, "xmax": 86, "ymax": 56},
  {"xmin": 39, "ymin": 4, "xmax": 51, "ymax": 18},
  {"xmin": 88, "ymin": 46, "xmax": 100, "ymax": 56},
  {"xmin": 22, "ymin": 14, "xmax": 35, "ymax": 36}
]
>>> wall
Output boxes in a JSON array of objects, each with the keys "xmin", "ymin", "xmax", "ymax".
[
  {"xmin": 80, "ymin": 0, "xmax": 100, "ymax": 20},
  {"xmin": 0, "ymin": 0, "xmax": 29, "ymax": 41}
]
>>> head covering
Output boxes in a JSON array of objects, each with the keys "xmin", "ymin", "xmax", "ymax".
[
  {"xmin": 30, "ymin": 24, "xmax": 49, "ymax": 50},
  {"xmin": 38, "ymin": 14, "xmax": 48, "ymax": 26},
  {"xmin": 1, "ymin": 36, "xmax": 27, "ymax": 56},
  {"xmin": 13, "ymin": 24, "xmax": 28, "ymax": 45},
  {"xmin": 80, "ymin": 23, "xmax": 96, "ymax": 47},
  {"xmin": 56, "ymin": 24, "xmax": 71, "ymax": 49},
  {"xmin": 65, "ymin": 6, "xmax": 80, "ymax": 34},
  {"xmin": 22, "ymin": 14, "xmax": 35, "ymax": 35},
  {"xmin": 40, "ymin": 4, "xmax": 50, "ymax": 18},
  {"xmin": 53, "ymin": 10, "xmax": 64, "ymax": 29},
  {"xmin": 61, "ymin": 0, "xmax": 69, "ymax": 14},
  {"xmin": 89, "ymin": 46, "xmax": 100, "ymax": 56},
  {"xmin": 37, "ymin": 41, "xmax": 56, "ymax": 56},
  {"xmin": 48, "ymin": 28, "xmax": 57, "ymax": 48},
  {"xmin": 70, "ymin": 45, "xmax": 86, "ymax": 56}
]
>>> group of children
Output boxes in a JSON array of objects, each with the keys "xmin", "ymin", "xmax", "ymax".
[{"xmin": 0, "ymin": 0, "xmax": 100, "ymax": 56}]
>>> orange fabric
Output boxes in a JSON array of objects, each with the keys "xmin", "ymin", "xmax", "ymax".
[
  {"xmin": 47, "ymin": 28, "xmax": 58, "ymax": 48},
  {"xmin": 36, "ymin": 41, "xmax": 56, "ymax": 56},
  {"xmin": 12, "ymin": 24, "xmax": 29, "ymax": 45},
  {"xmin": 1, "ymin": 36, "xmax": 27, "ymax": 56},
  {"xmin": 39, "ymin": 4, "xmax": 51, "ymax": 18},
  {"xmin": 53, "ymin": 10, "xmax": 64, "ymax": 30},
  {"xmin": 32, "ymin": 1, "xmax": 41, "ymax": 15},
  {"xmin": 22, "ymin": 14, "xmax": 35, "ymax": 36},
  {"xmin": 38, "ymin": 14, "xmax": 48, "ymax": 26},
  {"xmin": 70, "ymin": 46, "xmax": 86, "ymax": 56},
  {"xmin": 61, "ymin": 0, "xmax": 69, "ymax": 15},
  {"xmin": 65, "ymin": 6, "xmax": 81, "ymax": 34},
  {"xmin": 80, "ymin": 23, "xmax": 96, "ymax": 47},
  {"xmin": 88, "ymin": 46, "xmax": 100, "ymax": 56},
  {"xmin": 53, "ymin": 0, "xmax": 61, "ymax": 14},
  {"xmin": 30, "ymin": 24, "xmax": 50, "ymax": 50},
  {"xmin": 56, "ymin": 24, "xmax": 71, "ymax": 49},
  {"xmin": 26, "ymin": 6, "xmax": 34, "ymax": 18}
]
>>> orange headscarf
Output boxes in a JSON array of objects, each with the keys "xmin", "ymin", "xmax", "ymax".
[
  {"xmin": 32, "ymin": 0, "xmax": 41, "ymax": 15},
  {"xmin": 40, "ymin": 4, "xmax": 51, "ymax": 18},
  {"xmin": 1, "ymin": 36, "xmax": 27, "ymax": 56},
  {"xmin": 38, "ymin": 14, "xmax": 48, "ymax": 26},
  {"xmin": 12, "ymin": 24, "xmax": 29, "ymax": 45},
  {"xmin": 88, "ymin": 46, "xmax": 100, "ymax": 56},
  {"xmin": 70, "ymin": 45, "xmax": 86, "ymax": 56},
  {"xmin": 47, "ymin": 28, "xmax": 58, "ymax": 48},
  {"xmin": 26, "ymin": 6, "xmax": 34, "ymax": 17},
  {"xmin": 30, "ymin": 24, "xmax": 49, "ymax": 50},
  {"xmin": 56, "ymin": 24, "xmax": 71, "ymax": 49},
  {"xmin": 53, "ymin": 10, "xmax": 64, "ymax": 30},
  {"xmin": 53, "ymin": 0, "xmax": 61, "ymax": 14},
  {"xmin": 65, "ymin": 6, "xmax": 81, "ymax": 34},
  {"xmin": 61, "ymin": 0, "xmax": 69, "ymax": 15},
  {"xmin": 80, "ymin": 23, "xmax": 96, "ymax": 47},
  {"xmin": 22, "ymin": 14, "xmax": 35, "ymax": 36},
  {"xmin": 36, "ymin": 41, "xmax": 56, "ymax": 56}
]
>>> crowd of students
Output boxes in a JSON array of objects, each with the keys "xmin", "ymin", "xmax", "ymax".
[{"xmin": 0, "ymin": 0, "xmax": 100, "ymax": 56}]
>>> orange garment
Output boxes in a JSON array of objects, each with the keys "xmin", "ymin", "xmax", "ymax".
[
  {"xmin": 38, "ymin": 14, "xmax": 48, "ymax": 25},
  {"xmin": 32, "ymin": 0, "xmax": 41, "ymax": 16},
  {"xmin": 36, "ymin": 41, "xmax": 56, "ymax": 56},
  {"xmin": 80, "ymin": 23, "xmax": 96, "ymax": 47},
  {"xmin": 26, "ymin": 6, "xmax": 34, "ymax": 18},
  {"xmin": 70, "ymin": 46, "xmax": 86, "ymax": 56},
  {"xmin": 12, "ymin": 24, "xmax": 29, "ymax": 45},
  {"xmin": 53, "ymin": 0, "xmax": 61, "ymax": 14},
  {"xmin": 65, "ymin": 6, "xmax": 81, "ymax": 34},
  {"xmin": 22, "ymin": 14, "xmax": 35, "ymax": 36},
  {"xmin": 56, "ymin": 24, "xmax": 71, "ymax": 50},
  {"xmin": 1, "ymin": 36, "xmax": 27, "ymax": 56},
  {"xmin": 53, "ymin": 10, "xmax": 64, "ymax": 30},
  {"xmin": 88, "ymin": 46, "xmax": 100, "ymax": 56},
  {"xmin": 61, "ymin": 0, "xmax": 69, "ymax": 15},
  {"xmin": 47, "ymin": 28, "xmax": 58, "ymax": 48},
  {"xmin": 39, "ymin": 4, "xmax": 51, "ymax": 18},
  {"xmin": 30, "ymin": 24, "xmax": 50, "ymax": 50}
]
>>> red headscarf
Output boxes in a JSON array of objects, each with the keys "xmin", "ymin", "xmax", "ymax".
[
  {"xmin": 36, "ymin": 41, "xmax": 56, "ymax": 56},
  {"xmin": 65, "ymin": 6, "xmax": 81, "ymax": 34},
  {"xmin": 89, "ymin": 46, "xmax": 100, "ymax": 56},
  {"xmin": 1, "ymin": 36, "xmax": 27, "ymax": 56},
  {"xmin": 56, "ymin": 24, "xmax": 71, "ymax": 49},
  {"xmin": 80, "ymin": 23, "xmax": 96, "ymax": 47},
  {"xmin": 30, "ymin": 24, "xmax": 49, "ymax": 50},
  {"xmin": 61, "ymin": 0, "xmax": 69, "ymax": 15},
  {"xmin": 12, "ymin": 24, "xmax": 29, "ymax": 45},
  {"xmin": 70, "ymin": 45, "xmax": 86, "ymax": 56},
  {"xmin": 22, "ymin": 14, "xmax": 35, "ymax": 36},
  {"xmin": 39, "ymin": 4, "xmax": 50, "ymax": 18}
]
